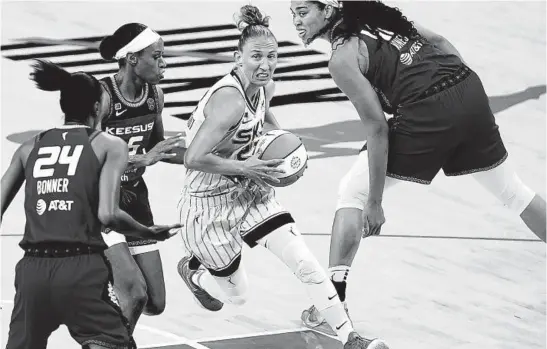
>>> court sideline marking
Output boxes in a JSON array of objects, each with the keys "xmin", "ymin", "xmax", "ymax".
[{"xmin": 0, "ymin": 299, "xmax": 210, "ymax": 349}]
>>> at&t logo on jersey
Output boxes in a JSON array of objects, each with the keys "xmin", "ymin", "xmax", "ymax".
[
  {"xmin": 400, "ymin": 41, "xmax": 424, "ymax": 66},
  {"xmin": 36, "ymin": 199, "xmax": 47, "ymax": 215},
  {"xmin": 35, "ymin": 199, "xmax": 74, "ymax": 214}
]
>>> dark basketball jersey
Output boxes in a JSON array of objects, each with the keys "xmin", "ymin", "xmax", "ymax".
[
  {"xmin": 100, "ymin": 76, "xmax": 159, "ymax": 183},
  {"xmin": 21, "ymin": 126, "xmax": 104, "ymax": 248},
  {"xmin": 356, "ymin": 31, "xmax": 463, "ymax": 113}
]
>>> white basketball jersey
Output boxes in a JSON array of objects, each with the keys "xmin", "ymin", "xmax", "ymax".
[{"xmin": 183, "ymin": 70, "xmax": 266, "ymax": 196}]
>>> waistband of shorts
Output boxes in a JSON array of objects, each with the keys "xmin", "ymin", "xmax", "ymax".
[
  {"xmin": 419, "ymin": 65, "xmax": 472, "ymax": 99},
  {"xmin": 182, "ymin": 184, "xmax": 266, "ymax": 209},
  {"xmin": 22, "ymin": 243, "xmax": 106, "ymax": 258},
  {"xmin": 184, "ymin": 190, "xmax": 250, "ymax": 208}
]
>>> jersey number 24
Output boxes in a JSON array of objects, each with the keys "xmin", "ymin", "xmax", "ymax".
[{"xmin": 33, "ymin": 145, "xmax": 83, "ymax": 179}]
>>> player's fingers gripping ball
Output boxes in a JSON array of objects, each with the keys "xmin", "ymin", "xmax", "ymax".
[{"xmin": 254, "ymin": 130, "xmax": 308, "ymax": 187}]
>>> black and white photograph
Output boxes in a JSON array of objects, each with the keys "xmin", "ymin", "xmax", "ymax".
[{"xmin": 1, "ymin": 1, "xmax": 545, "ymax": 348}]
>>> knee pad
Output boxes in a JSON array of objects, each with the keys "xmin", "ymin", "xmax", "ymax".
[
  {"xmin": 258, "ymin": 224, "xmax": 328, "ymax": 284},
  {"xmin": 282, "ymin": 238, "xmax": 327, "ymax": 285},
  {"xmin": 474, "ymin": 161, "xmax": 536, "ymax": 214},
  {"xmin": 294, "ymin": 256, "xmax": 327, "ymax": 285},
  {"xmin": 500, "ymin": 173, "xmax": 535, "ymax": 214},
  {"xmin": 336, "ymin": 153, "xmax": 370, "ymax": 211}
]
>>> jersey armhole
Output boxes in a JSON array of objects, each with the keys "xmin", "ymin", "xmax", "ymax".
[
  {"xmin": 356, "ymin": 38, "xmax": 370, "ymax": 75},
  {"xmin": 100, "ymin": 80, "xmax": 113, "ymax": 123},
  {"xmin": 205, "ymin": 85, "xmax": 246, "ymax": 132},
  {"xmin": 34, "ymin": 130, "xmax": 47, "ymax": 144},
  {"xmin": 88, "ymin": 129, "xmax": 102, "ymax": 142}
]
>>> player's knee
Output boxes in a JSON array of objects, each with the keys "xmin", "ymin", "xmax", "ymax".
[
  {"xmin": 126, "ymin": 274, "xmax": 148, "ymax": 309},
  {"xmin": 474, "ymin": 162, "xmax": 536, "ymax": 214},
  {"xmin": 336, "ymin": 172, "xmax": 368, "ymax": 211},
  {"xmin": 333, "ymin": 208, "xmax": 363, "ymax": 236},
  {"xmin": 280, "ymin": 238, "xmax": 327, "ymax": 285},
  {"xmin": 499, "ymin": 175, "xmax": 535, "ymax": 214},
  {"xmin": 143, "ymin": 297, "xmax": 165, "ymax": 316},
  {"xmin": 295, "ymin": 258, "xmax": 327, "ymax": 285}
]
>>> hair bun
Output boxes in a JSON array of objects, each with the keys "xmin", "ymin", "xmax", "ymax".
[
  {"xmin": 99, "ymin": 35, "xmax": 118, "ymax": 61},
  {"xmin": 234, "ymin": 5, "xmax": 270, "ymax": 32}
]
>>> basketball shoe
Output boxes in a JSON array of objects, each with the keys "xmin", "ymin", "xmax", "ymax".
[
  {"xmin": 345, "ymin": 333, "xmax": 390, "ymax": 349},
  {"xmin": 177, "ymin": 256, "xmax": 223, "ymax": 311},
  {"xmin": 301, "ymin": 302, "xmax": 352, "ymax": 336}
]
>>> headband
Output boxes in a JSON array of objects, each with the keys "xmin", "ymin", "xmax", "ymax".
[
  {"xmin": 316, "ymin": 0, "xmax": 340, "ymax": 8},
  {"xmin": 113, "ymin": 27, "xmax": 161, "ymax": 61}
]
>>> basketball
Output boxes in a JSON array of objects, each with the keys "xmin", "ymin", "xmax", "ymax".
[{"xmin": 253, "ymin": 130, "xmax": 308, "ymax": 187}]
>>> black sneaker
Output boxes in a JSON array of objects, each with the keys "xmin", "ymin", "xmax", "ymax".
[{"xmin": 177, "ymin": 256, "xmax": 223, "ymax": 311}]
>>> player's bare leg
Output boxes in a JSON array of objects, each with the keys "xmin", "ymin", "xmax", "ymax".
[
  {"xmin": 259, "ymin": 223, "xmax": 389, "ymax": 348},
  {"xmin": 133, "ymin": 250, "xmax": 166, "ymax": 315},
  {"xmin": 104, "ymin": 243, "xmax": 148, "ymax": 334},
  {"xmin": 520, "ymin": 195, "xmax": 546, "ymax": 242}
]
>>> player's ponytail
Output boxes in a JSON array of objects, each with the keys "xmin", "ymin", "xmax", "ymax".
[
  {"xmin": 30, "ymin": 59, "xmax": 72, "ymax": 92},
  {"xmin": 234, "ymin": 5, "xmax": 277, "ymax": 51},
  {"xmin": 29, "ymin": 60, "xmax": 103, "ymax": 123}
]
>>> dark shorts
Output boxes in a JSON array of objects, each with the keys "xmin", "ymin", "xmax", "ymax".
[
  {"xmin": 6, "ymin": 249, "xmax": 133, "ymax": 349},
  {"xmin": 120, "ymin": 179, "xmax": 156, "ymax": 247},
  {"xmin": 363, "ymin": 65, "xmax": 508, "ymax": 184}
]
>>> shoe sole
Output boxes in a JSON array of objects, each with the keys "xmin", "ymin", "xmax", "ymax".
[{"xmin": 367, "ymin": 339, "xmax": 389, "ymax": 349}]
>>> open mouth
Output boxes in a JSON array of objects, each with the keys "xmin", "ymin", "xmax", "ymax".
[
  {"xmin": 297, "ymin": 29, "xmax": 306, "ymax": 38},
  {"xmin": 256, "ymin": 73, "xmax": 269, "ymax": 79}
]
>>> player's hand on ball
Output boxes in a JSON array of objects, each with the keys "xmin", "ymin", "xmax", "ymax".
[
  {"xmin": 146, "ymin": 133, "xmax": 186, "ymax": 165},
  {"xmin": 147, "ymin": 223, "xmax": 182, "ymax": 241},
  {"xmin": 362, "ymin": 202, "xmax": 385, "ymax": 238},
  {"xmin": 241, "ymin": 155, "xmax": 285, "ymax": 188}
]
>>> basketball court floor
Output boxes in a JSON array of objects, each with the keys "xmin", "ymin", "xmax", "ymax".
[{"xmin": 1, "ymin": 1, "xmax": 545, "ymax": 348}]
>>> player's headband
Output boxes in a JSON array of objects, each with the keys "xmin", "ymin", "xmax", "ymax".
[
  {"xmin": 315, "ymin": 0, "xmax": 340, "ymax": 8},
  {"xmin": 113, "ymin": 27, "xmax": 161, "ymax": 61}
]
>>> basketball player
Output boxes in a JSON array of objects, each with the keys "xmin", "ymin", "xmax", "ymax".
[
  {"xmin": 98, "ymin": 23, "xmax": 185, "ymax": 330},
  {"xmin": 0, "ymin": 60, "xmax": 179, "ymax": 349},
  {"xmin": 176, "ymin": 5, "xmax": 388, "ymax": 349},
  {"xmin": 288, "ymin": 0, "xmax": 547, "ymax": 330}
]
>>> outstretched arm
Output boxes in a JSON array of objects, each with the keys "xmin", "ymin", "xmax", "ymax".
[
  {"xmin": 124, "ymin": 87, "xmax": 185, "ymax": 171},
  {"xmin": 97, "ymin": 135, "xmax": 153, "ymax": 236}
]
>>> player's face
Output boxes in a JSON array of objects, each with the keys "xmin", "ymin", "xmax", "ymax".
[
  {"xmin": 290, "ymin": 1, "xmax": 330, "ymax": 44},
  {"xmin": 237, "ymin": 36, "xmax": 278, "ymax": 87},
  {"xmin": 134, "ymin": 39, "xmax": 166, "ymax": 85}
]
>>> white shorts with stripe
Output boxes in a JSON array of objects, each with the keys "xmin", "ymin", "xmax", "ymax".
[{"xmin": 178, "ymin": 185, "xmax": 294, "ymax": 276}]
